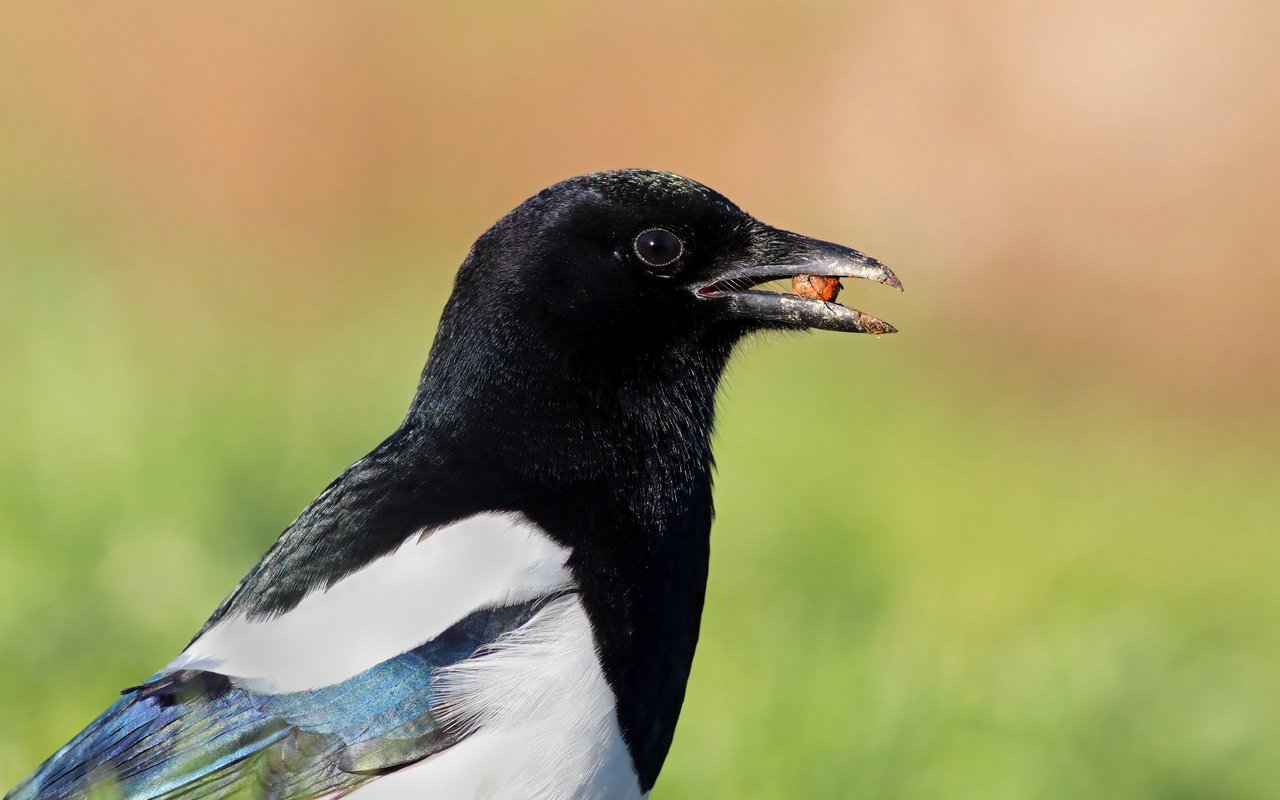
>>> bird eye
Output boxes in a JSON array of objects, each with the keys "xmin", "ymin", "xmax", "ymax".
[{"xmin": 633, "ymin": 228, "xmax": 684, "ymax": 271}]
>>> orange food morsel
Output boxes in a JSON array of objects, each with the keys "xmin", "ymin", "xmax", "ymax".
[{"xmin": 791, "ymin": 274, "xmax": 841, "ymax": 302}]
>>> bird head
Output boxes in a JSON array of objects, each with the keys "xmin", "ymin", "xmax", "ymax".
[
  {"xmin": 439, "ymin": 170, "xmax": 900, "ymax": 367},
  {"xmin": 412, "ymin": 170, "xmax": 901, "ymax": 479}
]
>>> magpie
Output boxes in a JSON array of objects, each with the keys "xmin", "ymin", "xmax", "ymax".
[{"xmin": 6, "ymin": 170, "xmax": 901, "ymax": 800}]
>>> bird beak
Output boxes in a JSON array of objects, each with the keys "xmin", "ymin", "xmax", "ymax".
[{"xmin": 693, "ymin": 228, "xmax": 903, "ymax": 334}]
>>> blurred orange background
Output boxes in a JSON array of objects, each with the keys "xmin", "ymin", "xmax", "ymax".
[{"xmin": 3, "ymin": 1, "xmax": 1277, "ymax": 411}]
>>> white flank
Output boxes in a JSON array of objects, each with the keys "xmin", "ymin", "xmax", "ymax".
[
  {"xmin": 346, "ymin": 595, "xmax": 642, "ymax": 800},
  {"xmin": 167, "ymin": 512, "xmax": 573, "ymax": 692}
]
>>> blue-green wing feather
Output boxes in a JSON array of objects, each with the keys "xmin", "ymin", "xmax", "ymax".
[{"xmin": 6, "ymin": 597, "xmax": 555, "ymax": 800}]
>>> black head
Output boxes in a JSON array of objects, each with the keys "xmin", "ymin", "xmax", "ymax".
[
  {"xmin": 410, "ymin": 170, "xmax": 900, "ymax": 489},
  {"xmin": 462, "ymin": 171, "xmax": 745, "ymax": 360},
  {"xmin": 435, "ymin": 170, "xmax": 899, "ymax": 369}
]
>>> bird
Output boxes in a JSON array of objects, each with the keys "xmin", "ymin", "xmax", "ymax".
[{"xmin": 6, "ymin": 169, "xmax": 902, "ymax": 800}]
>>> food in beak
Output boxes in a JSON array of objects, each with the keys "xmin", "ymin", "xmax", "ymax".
[{"xmin": 792, "ymin": 274, "xmax": 842, "ymax": 303}]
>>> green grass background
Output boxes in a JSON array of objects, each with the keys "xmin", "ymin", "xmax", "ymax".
[{"xmin": 1, "ymin": 222, "xmax": 1277, "ymax": 798}]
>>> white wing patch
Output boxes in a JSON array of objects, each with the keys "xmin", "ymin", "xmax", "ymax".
[
  {"xmin": 346, "ymin": 595, "xmax": 642, "ymax": 800},
  {"xmin": 167, "ymin": 512, "xmax": 574, "ymax": 692}
]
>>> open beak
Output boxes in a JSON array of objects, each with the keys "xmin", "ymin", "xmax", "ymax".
[{"xmin": 693, "ymin": 228, "xmax": 903, "ymax": 334}]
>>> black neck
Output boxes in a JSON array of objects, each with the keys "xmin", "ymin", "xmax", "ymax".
[{"xmin": 403, "ymin": 305, "xmax": 735, "ymax": 789}]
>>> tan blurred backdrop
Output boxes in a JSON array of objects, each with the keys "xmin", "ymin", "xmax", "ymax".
[{"xmin": 2, "ymin": 0, "xmax": 1277, "ymax": 413}]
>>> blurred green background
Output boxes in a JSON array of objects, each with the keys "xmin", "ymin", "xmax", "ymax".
[{"xmin": 1, "ymin": 2, "xmax": 1278, "ymax": 798}]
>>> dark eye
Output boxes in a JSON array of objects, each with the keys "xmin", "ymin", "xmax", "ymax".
[{"xmin": 633, "ymin": 228, "xmax": 684, "ymax": 271}]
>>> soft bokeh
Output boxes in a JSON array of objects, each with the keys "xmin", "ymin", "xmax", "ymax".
[{"xmin": 1, "ymin": 3, "xmax": 1277, "ymax": 797}]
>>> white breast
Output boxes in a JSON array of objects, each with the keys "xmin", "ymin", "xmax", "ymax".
[
  {"xmin": 167, "ymin": 513, "xmax": 643, "ymax": 797},
  {"xmin": 167, "ymin": 512, "xmax": 575, "ymax": 692},
  {"xmin": 346, "ymin": 595, "xmax": 644, "ymax": 800}
]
